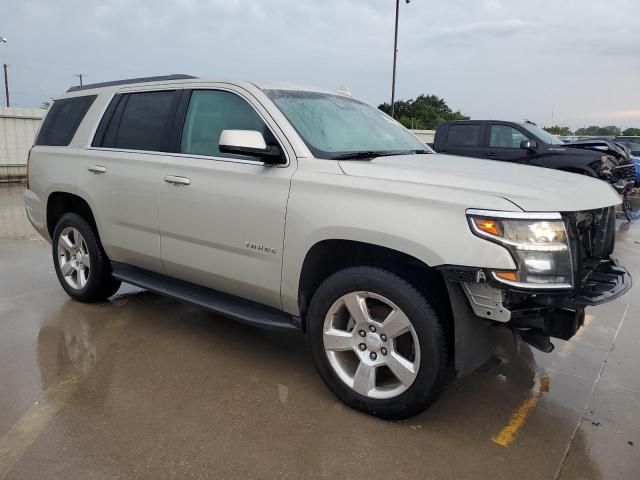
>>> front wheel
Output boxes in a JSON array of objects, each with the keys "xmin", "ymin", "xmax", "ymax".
[
  {"xmin": 52, "ymin": 213, "xmax": 121, "ymax": 302},
  {"xmin": 307, "ymin": 266, "xmax": 449, "ymax": 419}
]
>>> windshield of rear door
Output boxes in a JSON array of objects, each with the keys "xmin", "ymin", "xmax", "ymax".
[
  {"xmin": 519, "ymin": 123, "xmax": 564, "ymax": 145},
  {"xmin": 264, "ymin": 89, "xmax": 431, "ymax": 159}
]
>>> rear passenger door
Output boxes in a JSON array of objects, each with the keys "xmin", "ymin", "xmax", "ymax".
[
  {"xmin": 158, "ymin": 87, "xmax": 295, "ymax": 309},
  {"xmin": 79, "ymin": 89, "xmax": 180, "ymax": 272},
  {"xmin": 439, "ymin": 123, "xmax": 485, "ymax": 158},
  {"xmin": 483, "ymin": 123, "xmax": 531, "ymax": 162}
]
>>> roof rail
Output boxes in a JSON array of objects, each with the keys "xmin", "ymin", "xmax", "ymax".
[{"xmin": 66, "ymin": 74, "xmax": 198, "ymax": 92}]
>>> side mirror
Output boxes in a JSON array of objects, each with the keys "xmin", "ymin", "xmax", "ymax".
[
  {"xmin": 520, "ymin": 139, "xmax": 538, "ymax": 150},
  {"xmin": 219, "ymin": 130, "xmax": 284, "ymax": 163}
]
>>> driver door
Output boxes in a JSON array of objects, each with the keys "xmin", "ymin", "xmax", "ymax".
[
  {"xmin": 484, "ymin": 123, "xmax": 531, "ymax": 163},
  {"xmin": 158, "ymin": 88, "xmax": 295, "ymax": 309}
]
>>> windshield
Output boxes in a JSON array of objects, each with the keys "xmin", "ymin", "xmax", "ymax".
[
  {"xmin": 265, "ymin": 90, "xmax": 430, "ymax": 159},
  {"xmin": 520, "ymin": 123, "xmax": 564, "ymax": 145},
  {"xmin": 624, "ymin": 143, "xmax": 640, "ymax": 156}
]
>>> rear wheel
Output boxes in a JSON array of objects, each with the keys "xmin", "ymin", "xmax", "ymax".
[
  {"xmin": 307, "ymin": 266, "xmax": 449, "ymax": 419},
  {"xmin": 52, "ymin": 213, "xmax": 120, "ymax": 302}
]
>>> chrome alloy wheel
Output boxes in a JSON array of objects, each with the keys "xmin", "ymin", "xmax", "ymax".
[
  {"xmin": 57, "ymin": 227, "xmax": 91, "ymax": 290},
  {"xmin": 323, "ymin": 291, "xmax": 421, "ymax": 399}
]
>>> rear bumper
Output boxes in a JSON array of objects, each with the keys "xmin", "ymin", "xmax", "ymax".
[{"xmin": 23, "ymin": 188, "xmax": 50, "ymax": 242}]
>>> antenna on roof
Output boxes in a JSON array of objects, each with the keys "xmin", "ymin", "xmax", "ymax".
[{"xmin": 338, "ymin": 85, "xmax": 351, "ymax": 96}]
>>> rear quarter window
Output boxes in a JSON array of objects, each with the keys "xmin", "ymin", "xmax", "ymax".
[
  {"xmin": 446, "ymin": 124, "xmax": 482, "ymax": 147},
  {"xmin": 35, "ymin": 95, "xmax": 97, "ymax": 146}
]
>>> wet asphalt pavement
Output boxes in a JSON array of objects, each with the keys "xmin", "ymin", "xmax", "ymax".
[{"xmin": 0, "ymin": 183, "xmax": 639, "ymax": 480}]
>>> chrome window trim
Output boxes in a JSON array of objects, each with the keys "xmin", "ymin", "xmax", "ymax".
[
  {"xmin": 86, "ymin": 146, "xmax": 290, "ymax": 168},
  {"xmin": 86, "ymin": 86, "xmax": 291, "ymax": 168},
  {"xmin": 466, "ymin": 209, "xmax": 562, "ymax": 220}
]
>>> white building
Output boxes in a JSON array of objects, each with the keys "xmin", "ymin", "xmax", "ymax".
[{"xmin": 1, "ymin": 107, "xmax": 43, "ymax": 182}]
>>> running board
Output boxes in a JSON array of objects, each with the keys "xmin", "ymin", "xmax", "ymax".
[{"xmin": 111, "ymin": 263, "xmax": 301, "ymax": 332}]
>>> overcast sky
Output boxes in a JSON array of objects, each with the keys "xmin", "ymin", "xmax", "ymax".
[{"xmin": 2, "ymin": 0, "xmax": 639, "ymax": 128}]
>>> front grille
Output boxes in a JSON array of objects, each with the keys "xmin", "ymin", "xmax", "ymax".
[{"xmin": 563, "ymin": 206, "xmax": 616, "ymax": 286}]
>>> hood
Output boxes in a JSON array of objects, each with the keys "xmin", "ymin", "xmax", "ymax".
[
  {"xmin": 564, "ymin": 140, "xmax": 629, "ymax": 161},
  {"xmin": 339, "ymin": 154, "xmax": 621, "ymax": 212}
]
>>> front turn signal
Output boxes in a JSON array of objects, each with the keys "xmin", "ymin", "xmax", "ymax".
[{"xmin": 495, "ymin": 271, "xmax": 519, "ymax": 282}]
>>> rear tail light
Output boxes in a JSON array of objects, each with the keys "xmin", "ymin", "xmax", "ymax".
[{"xmin": 26, "ymin": 146, "xmax": 33, "ymax": 189}]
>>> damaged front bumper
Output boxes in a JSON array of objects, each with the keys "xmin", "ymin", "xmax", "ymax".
[{"xmin": 440, "ymin": 258, "xmax": 631, "ymax": 347}]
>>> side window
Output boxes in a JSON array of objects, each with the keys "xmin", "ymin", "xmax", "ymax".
[
  {"xmin": 113, "ymin": 91, "xmax": 177, "ymax": 151},
  {"xmin": 35, "ymin": 95, "xmax": 96, "ymax": 146},
  {"xmin": 446, "ymin": 124, "xmax": 482, "ymax": 147},
  {"xmin": 180, "ymin": 90, "xmax": 270, "ymax": 159},
  {"xmin": 490, "ymin": 125, "xmax": 529, "ymax": 148}
]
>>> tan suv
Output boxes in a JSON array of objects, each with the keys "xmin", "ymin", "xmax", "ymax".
[{"xmin": 25, "ymin": 75, "xmax": 630, "ymax": 419}]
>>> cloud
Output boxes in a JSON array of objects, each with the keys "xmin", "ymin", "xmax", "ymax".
[
  {"xmin": 425, "ymin": 18, "xmax": 531, "ymax": 42},
  {"xmin": 1, "ymin": 0, "xmax": 639, "ymax": 128}
]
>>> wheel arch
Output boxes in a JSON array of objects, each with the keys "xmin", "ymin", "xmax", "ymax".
[
  {"xmin": 296, "ymin": 239, "xmax": 454, "ymax": 365},
  {"xmin": 46, "ymin": 191, "xmax": 98, "ymax": 239}
]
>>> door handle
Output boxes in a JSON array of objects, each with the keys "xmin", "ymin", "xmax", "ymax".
[
  {"xmin": 484, "ymin": 152, "xmax": 497, "ymax": 157},
  {"xmin": 88, "ymin": 165, "xmax": 106, "ymax": 174},
  {"xmin": 164, "ymin": 175, "xmax": 191, "ymax": 186}
]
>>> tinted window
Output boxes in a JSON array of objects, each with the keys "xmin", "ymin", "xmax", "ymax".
[
  {"xmin": 490, "ymin": 125, "xmax": 529, "ymax": 148},
  {"xmin": 114, "ymin": 91, "xmax": 177, "ymax": 151},
  {"xmin": 447, "ymin": 124, "xmax": 482, "ymax": 147},
  {"xmin": 180, "ymin": 90, "xmax": 270, "ymax": 159},
  {"xmin": 35, "ymin": 95, "xmax": 96, "ymax": 146}
]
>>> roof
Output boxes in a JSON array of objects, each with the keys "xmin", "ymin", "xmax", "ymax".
[
  {"xmin": 62, "ymin": 75, "xmax": 343, "ymax": 98},
  {"xmin": 66, "ymin": 74, "xmax": 198, "ymax": 92}
]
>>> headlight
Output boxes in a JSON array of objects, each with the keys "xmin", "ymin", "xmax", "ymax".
[{"xmin": 467, "ymin": 209, "xmax": 573, "ymax": 289}]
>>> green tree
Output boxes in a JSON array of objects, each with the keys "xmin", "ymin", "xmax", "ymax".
[
  {"xmin": 544, "ymin": 125, "xmax": 572, "ymax": 136},
  {"xmin": 622, "ymin": 127, "xmax": 640, "ymax": 136},
  {"xmin": 378, "ymin": 94, "xmax": 468, "ymax": 130},
  {"xmin": 574, "ymin": 125, "xmax": 621, "ymax": 136}
]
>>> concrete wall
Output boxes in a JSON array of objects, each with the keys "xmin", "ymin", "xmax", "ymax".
[
  {"xmin": 0, "ymin": 107, "xmax": 44, "ymax": 182},
  {"xmin": 411, "ymin": 129, "xmax": 435, "ymax": 145}
]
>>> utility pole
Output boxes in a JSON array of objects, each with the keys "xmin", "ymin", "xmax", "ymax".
[
  {"xmin": 390, "ymin": 0, "xmax": 410, "ymax": 119},
  {"xmin": 74, "ymin": 74, "xmax": 85, "ymax": 87},
  {"xmin": 3, "ymin": 64, "xmax": 9, "ymax": 107},
  {"xmin": 1, "ymin": 37, "xmax": 8, "ymax": 107}
]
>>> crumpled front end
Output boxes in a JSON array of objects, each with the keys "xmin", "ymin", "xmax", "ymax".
[{"xmin": 440, "ymin": 206, "xmax": 631, "ymax": 356}]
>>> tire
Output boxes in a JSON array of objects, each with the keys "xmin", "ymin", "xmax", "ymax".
[
  {"xmin": 307, "ymin": 266, "xmax": 449, "ymax": 419},
  {"xmin": 52, "ymin": 213, "xmax": 121, "ymax": 302}
]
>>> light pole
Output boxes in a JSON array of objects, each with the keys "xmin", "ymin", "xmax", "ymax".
[
  {"xmin": 1, "ymin": 37, "xmax": 8, "ymax": 107},
  {"xmin": 390, "ymin": 0, "xmax": 410, "ymax": 118}
]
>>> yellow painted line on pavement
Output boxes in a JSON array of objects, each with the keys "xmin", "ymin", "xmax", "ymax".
[
  {"xmin": 492, "ymin": 374, "xmax": 550, "ymax": 447},
  {"xmin": 492, "ymin": 314, "xmax": 593, "ymax": 448},
  {"xmin": 0, "ymin": 315, "xmax": 127, "ymax": 479},
  {"xmin": 0, "ymin": 374, "xmax": 80, "ymax": 479}
]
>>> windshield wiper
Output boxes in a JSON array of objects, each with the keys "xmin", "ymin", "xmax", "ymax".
[{"xmin": 330, "ymin": 150, "xmax": 409, "ymax": 160}]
